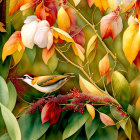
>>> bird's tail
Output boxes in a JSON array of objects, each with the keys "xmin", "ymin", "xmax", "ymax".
[{"xmin": 64, "ymin": 73, "xmax": 75, "ymax": 78}]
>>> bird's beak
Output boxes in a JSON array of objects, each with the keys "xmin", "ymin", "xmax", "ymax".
[{"xmin": 17, "ymin": 77, "xmax": 23, "ymax": 80}]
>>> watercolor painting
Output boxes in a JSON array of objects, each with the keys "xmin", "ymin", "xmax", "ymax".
[{"xmin": 0, "ymin": 0, "xmax": 140, "ymax": 139}]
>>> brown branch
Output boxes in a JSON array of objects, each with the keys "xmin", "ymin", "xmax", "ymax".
[{"xmin": 0, "ymin": 0, "xmax": 6, "ymax": 24}]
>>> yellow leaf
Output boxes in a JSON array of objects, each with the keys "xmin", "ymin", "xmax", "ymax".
[
  {"xmin": 124, "ymin": 0, "xmax": 137, "ymax": 12},
  {"xmin": 57, "ymin": 7, "xmax": 70, "ymax": 32},
  {"xmin": 108, "ymin": 0, "xmax": 119, "ymax": 10},
  {"xmin": 86, "ymin": 104, "xmax": 95, "ymax": 120},
  {"xmin": 86, "ymin": 35, "xmax": 97, "ymax": 59},
  {"xmin": 72, "ymin": 43, "xmax": 85, "ymax": 62},
  {"xmin": 0, "ymin": 22, "xmax": 6, "ymax": 32},
  {"xmin": 72, "ymin": 0, "xmax": 81, "ymax": 6},
  {"xmin": 52, "ymin": 27, "xmax": 74, "ymax": 43},
  {"xmin": 123, "ymin": 24, "xmax": 140, "ymax": 65},
  {"xmin": 12, "ymin": 43, "xmax": 25, "ymax": 67},
  {"xmin": 94, "ymin": 0, "xmax": 109, "ymax": 13},
  {"xmin": 99, "ymin": 54, "xmax": 110, "ymax": 76},
  {"xmin": 79, "ymin": 75, "xmax": 102, "ymax": 95}
]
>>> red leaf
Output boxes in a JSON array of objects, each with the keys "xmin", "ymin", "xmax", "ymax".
[
  {"xmin": 100, "ymin": 12, "xmax": 123, "ymax": 41},
  {"xmin": 135, "ymin": 0, "xmax": 140, "ymax": 22},
  {"xmin": 35, "ymin": 1, "xmax": 57, "ymax": 26},
  {"xmin": 65, "ymin": 8, "xmax": 77, "ymax": 31},
  {"xmin": 70, "ymin": 27, "xmax": 85, "ymax": 46},
  {"xmin": 87, "ymin": 0, "xmax": 94, "ymax": 8},
  {"xmin": 100, "ymin": 112, "xmax": 115, "ymax": 126},
  {"xmin": 134, "ymin": 51, "xmax": 140, "ymax": 70},
  {"xmin": 41, "ymin": 101, "xmax": 61, "ymax": 126}
]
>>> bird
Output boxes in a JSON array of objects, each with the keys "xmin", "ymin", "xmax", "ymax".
[{"xmin": 18, "ymin": 73, "xmax": 75, "ymax": 93}]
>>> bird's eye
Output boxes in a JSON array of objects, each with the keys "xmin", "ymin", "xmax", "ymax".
[{"xmin": 23, "ymin": 75, "xmax": 28, "ymax": 79}]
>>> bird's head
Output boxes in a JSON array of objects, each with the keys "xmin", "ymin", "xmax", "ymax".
[{"xmin": 18, "ymin": 74, "xmax": 36, "ymax": 85}]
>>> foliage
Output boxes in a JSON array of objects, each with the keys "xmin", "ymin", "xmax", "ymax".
[{"xmin": 0, "ymin": 0, "xmax": 140, "ymax": 140}]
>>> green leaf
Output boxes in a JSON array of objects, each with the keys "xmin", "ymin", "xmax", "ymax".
[
  {"xmin": 7, "ymin": 81, "xmax": 17, "ymax": 111},
  {"xmin": 26, "ymin": 47, "xmax": 36, "ymax": 65},
  {"xmin": 91, "ymin": 126, "xmax": 118, "ymax": 140},
  {"xmin": 111, "ymin": 71, "xmax": 130, "ymax": 110},
  {"xmin": 0, "ymin": 58, "xmax": 10, "ymax": 79},
  {"xmin": 119, "ymin": 118, "xmax": 132, "ymax": 140},
  {"xmin": 85, "ymin": 113, "xmax": 100, "ymax": 140},
  {"xmin": 110, "ymin": 106, "xmax": 126, "ymax": 121},
  {"xmin": 63, "ymin": 111, "xmax": 89, "ymax": 140},
  {"xmin": 0, "ymin": 133, "xmax": 11, "ymax": 140},
  {"xmin": 48, "ymin": 52, "xmax": 58, "ymax": 73},
  {"xmin": 0, "ymin": 103, "xmax": 21, "ymax": 140},
  {"xmin": 0, "ymin": 76, "xmax": 9, "ymax": 107},
  {"xmin": 138, "ymin": 118, "xmax": 140, "ymax": 133},
  {"xmin": 18, "ymin": 111, "xmax": 49, "ymax": 140}
]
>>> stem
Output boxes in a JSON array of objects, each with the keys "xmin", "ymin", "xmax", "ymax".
[
  {"xmin": 67, "ymin": 2, "xmax": 116, "ymax": 60},
  {"xmin": 55, "ymin": 47, "xmax": 104, "ymax": 93}
]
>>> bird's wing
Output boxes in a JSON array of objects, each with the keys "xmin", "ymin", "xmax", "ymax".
[{"xmin": 36, "ymin": 75, "xmax": 67, "ymax": 87}]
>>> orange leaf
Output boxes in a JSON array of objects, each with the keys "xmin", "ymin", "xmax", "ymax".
[
  {"xmin": 106, "ymin": 69, "xmax": 113, "ymax": 85},
  {"xmin": 123, "ymin": 24, "xmax": 140, "ymax": 65},
  {"xmin": 9, "ymin": 0, "xmax": 29, "ymax": 15},
  {"xmin": 100, "ymin": 13, "xmax": 123, "ymax": 41},
  {"xmin": 57, "ymin": 7, "xmax": 70, "ymax": 32},
  {"xmin": 100, "ymin": 112, "xmax": 115, "ymax": 126},
  {"xmin": 0, "ymin": 22, "xmax": 6, "ymax": 32},
  {"xmin": 135, "ymin": 96, "xmax": 140, "ymax": 109},
  {"xmin": 2, "ymin": 31, "xmax": 25, "ymax": 65},
  {"xmin": 42, "ymin": 45, "xmax": 55, "ymax": 65},
  {"xmin": 86, "ymin": 104, "xmax": 95, "ymax": 120},
  {"xmin": 35, "ymin": 2, "xmax": 57, "ymax": 26},
  {"xmin": 87, "ymin": 0, "xmax": 94, "ymax": 8},
  {"xmin": 94, "ymin": 0, "xmax": 109, "ymax": 13},
  {"xmin": 99, "ymin": 54, "xmax": 110, "ymax": 77}
]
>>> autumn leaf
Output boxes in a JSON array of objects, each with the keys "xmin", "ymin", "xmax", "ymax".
[
  {"xmin": 108, "ymin": 0, "xmax": 136, "ymax": 11},
  {"xmin": 86, "ymin": 104, "xmax": 95, "ymax": 120},
  {"xmin": 79, "ymin": 75, "xmax": 103, "ymax": 95},
  {"xmin": 52, "ymin": 27, "xmax": 74, "ymax": 43},
  {"xmin": 72, "ymin": 0, "xmax": 81, "ymax": 6},
  {"xmin": 135, "ymin": 0, "xmax": 140, "ymax": 22},
  {"xmin": 65, "ymin": 8, "xmax": 77, "ymax": 31},
  {"xmin": 0, "ymin": 22, "xmax": 6, "ymax": 32},
  {"xmin": 86, "ymin": 35, "xmax": 97, "ymax": 63},
  {"xmin": 134, "ymin": 51, "xmax": 140, "ymax": 70},
  {"xmin": 123, "ymin": 24, "xmax": 140, "ymax": 65},
  {"xmin": 57, "ymin": 7, "xmax": 70, "ymax": 32},
  {"xmin": 70, "ymin": 27, "xmax": 85, "ymax": 46},
  {"xmin": 106, "ymin": 69, "xmax": 113, "ymax": 85},
  {"xmin": 72, "ymin": 43, "xmax": 85, "ymax": 62},
  {"xmin": 99, "ymin": 54, "xmax": 110, "ymax": 77},
  {"xmin": 100, "ymin": 12, "xmax": 123, "ymax": 41},
  {"xmin": 100, "ymin": 112, "xmax": 115, "ymax": 126},
  {"xmin": 35, "ymin": 2, "xmax": 57, "ymax": 26},
  {"xmin": 41, "ymin": 101, "xmax": 61, "ymax": 126},
  {"xmin": 2, "ymin": 31, "xmax": 25, "ymax": 66},
  {"xmin": 42, "ymin": 45, "xmax": 55, "ymax": 65},
  {"xmin": 94, "ymin": 0, "xmax": 109, "ymax": 13},
  {"xmin": 9, "ymin": 0, "xmax": 29, "ymax": 15},
  {"xmin": 87, "ymin": 0, "xmax": 94, "ymax": 8}
]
